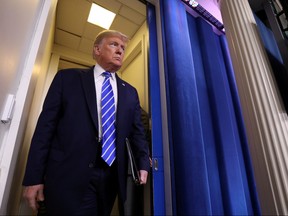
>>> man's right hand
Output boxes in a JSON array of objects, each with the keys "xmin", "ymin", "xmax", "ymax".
[{"xmin": 23, "ymin": 184, "xmax": 45, "ymax": 211}]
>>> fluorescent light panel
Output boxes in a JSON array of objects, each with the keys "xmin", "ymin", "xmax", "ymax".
[{"xmin": 88, "ymin": 3, "xmax": 116, "ymax": 29}]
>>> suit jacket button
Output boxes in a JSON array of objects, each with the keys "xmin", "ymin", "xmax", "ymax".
[{"xmin": 89, "ymin": 163, "xmax": 94, "ymax": 168}]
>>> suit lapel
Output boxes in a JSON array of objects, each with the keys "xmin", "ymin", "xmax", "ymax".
[{"xmin": 80, "ymin": 67, "xmax": 98, "ymax": 131}]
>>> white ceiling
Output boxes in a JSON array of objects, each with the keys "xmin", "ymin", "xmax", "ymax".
[{"xmin": 55, "ymin": 0, "xmax": 146, "ymax": 68}]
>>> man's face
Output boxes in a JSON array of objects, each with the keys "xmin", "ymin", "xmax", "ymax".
[{"xmin": 93, "ymin": 36, "xmax": 126, "ymax": 72}]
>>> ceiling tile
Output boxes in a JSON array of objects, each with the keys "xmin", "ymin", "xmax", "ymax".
[
  {"xmin": 55, "ymin": 29, "xmax": 81, "ymax": 50},
  {"xmin": 56, "ymin": 0, "xmax": 91, "ymax": 35},
  {"xmin": 110, "ymin": 15, "xmax": 139, "ymax": 39},
  {"xmin": 82, "ymin": 22, "xmax": 104, "ymax": 40},
  {"xmin": 93, "ymin": 0, "xmax": 122, "ymax": 13},
  {"xmin": 119, "ymin": 5, "xmax": 146, "ymax": 25},
  {"xmin": 118, "ymin": 0, "xmax": 146, "ymax": 16}
]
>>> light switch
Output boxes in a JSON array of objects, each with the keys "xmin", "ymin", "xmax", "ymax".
[{"xmin": 1, "ymin": 94, "xmax": 15, "ymax": 124}]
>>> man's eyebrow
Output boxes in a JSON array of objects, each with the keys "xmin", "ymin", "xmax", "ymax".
[{"xmin": 109, "ymin": 41, "xmax": 118, "ymax": 44}]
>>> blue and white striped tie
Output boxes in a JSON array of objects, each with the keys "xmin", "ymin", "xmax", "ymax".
[{"xmin": 101, "ymin": 72, "xmax": 116, "ymax": 166}]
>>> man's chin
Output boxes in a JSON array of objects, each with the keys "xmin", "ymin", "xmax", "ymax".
[{"xmin": 111, "ymin": 63, "xmax": 122, "ymax": 71}]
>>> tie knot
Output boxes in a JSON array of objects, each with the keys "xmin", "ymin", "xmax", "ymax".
[{"xmin": 102, "ymin": 72, "xmax": 111, "ymax": 78}]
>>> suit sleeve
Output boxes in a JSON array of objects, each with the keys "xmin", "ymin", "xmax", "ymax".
[
  {"xmin": 23, "ymin": 71, "xmax": 64, "ymax": 186},
  {"xmin": 129, "ymin": 91, "xmax": 150, "ymax": 172}
]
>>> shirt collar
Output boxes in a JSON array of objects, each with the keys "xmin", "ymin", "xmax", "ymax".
[{"xmin": 94, "ymin": 64, "xmax": 116, "ymax": 80}]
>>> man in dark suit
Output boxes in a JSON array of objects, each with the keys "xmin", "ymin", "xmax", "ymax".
[{"xmin": 22, "ymin": 30, "xmax": 150, "ymax": 215}]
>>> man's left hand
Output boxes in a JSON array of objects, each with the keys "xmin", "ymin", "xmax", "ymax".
[{"xmin": 139, "ymin": 170, "xmax": 148, "ymax": 184}]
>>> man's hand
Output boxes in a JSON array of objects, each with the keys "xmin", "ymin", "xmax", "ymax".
[
  {"xmin": 23, "ymin": 184, "xmax": 45, "ymax": 211},
  {"xmin": 139, "ymin": 170, "xmax": 148, "ymax": 185}
]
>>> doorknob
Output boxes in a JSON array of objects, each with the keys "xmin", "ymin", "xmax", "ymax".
[{"xmin": 153, "ymin": 158, "xmax": 158, "ymax": 171}]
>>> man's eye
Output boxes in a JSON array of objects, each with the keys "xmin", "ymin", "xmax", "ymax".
[{"xmin": 109, "ymin": 42, "xmax": 125, "ymax": 52}]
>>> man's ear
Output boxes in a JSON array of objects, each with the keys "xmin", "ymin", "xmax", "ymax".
[
  {"xmin": 92, "ymin": 45, "xmax": 100, "ymax": 60},
  {"xmin": 93, "ymin": 45, "xmax": 101, "ymax": 55}
]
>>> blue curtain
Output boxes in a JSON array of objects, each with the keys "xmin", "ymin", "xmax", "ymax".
[{"xmin": 159, "ymin": 0, "xmax": 261, "ymax": 215}]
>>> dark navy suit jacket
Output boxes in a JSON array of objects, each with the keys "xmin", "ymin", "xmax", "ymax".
[{"xmin": 22, "ymin": 67, "xmax": 150, "ymax": 214}]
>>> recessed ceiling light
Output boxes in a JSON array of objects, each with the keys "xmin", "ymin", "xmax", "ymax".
[{"xmin": 87, "ymin": 3, "xmax": 116, "ymax": 29}]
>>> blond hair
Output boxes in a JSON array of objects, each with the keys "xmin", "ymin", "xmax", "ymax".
[{"xmin": 94, "ymin": 30, "xmax": 129, "ymax": 46}]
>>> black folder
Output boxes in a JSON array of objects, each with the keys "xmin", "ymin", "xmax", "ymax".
[{"xmin": 125, "ymin": 138, "xmax": 140, "ymax": 185}]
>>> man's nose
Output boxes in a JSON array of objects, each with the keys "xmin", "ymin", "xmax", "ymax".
[{"xmin": 116, "ymin": 48, "xmax": 123, "ymax": 55}]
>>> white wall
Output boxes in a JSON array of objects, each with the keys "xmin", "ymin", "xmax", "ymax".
[
  {"xmin": 0, "ymin": 0, "xmax": 57, "ymax": 214},
  {"xmin": 0, "ymin": 0, "xmax": 43, "ymax": 159}
]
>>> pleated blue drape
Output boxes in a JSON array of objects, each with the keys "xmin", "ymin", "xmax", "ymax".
[{"xmin": 159, "ymin": 0, "xmax": 261, "ymax": 215}]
